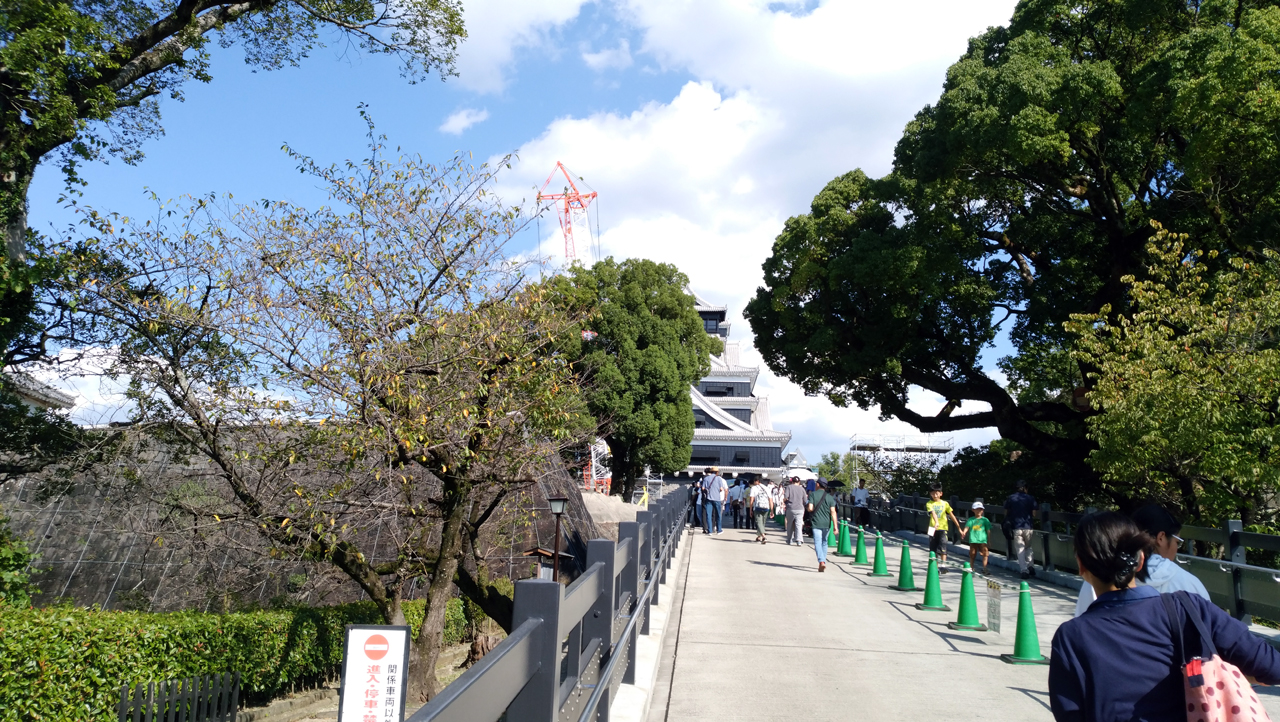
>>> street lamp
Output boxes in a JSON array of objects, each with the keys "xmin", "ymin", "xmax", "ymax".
[{"xmin": 548, "ymin": 497, "xmax": 569, "ymax": 582}]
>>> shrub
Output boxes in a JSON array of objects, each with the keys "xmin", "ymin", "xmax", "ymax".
[
  {"xmin": 0, "ymin": 597, "xmax": 471, "ymax": 721},
  {"xmin": 0, "ymin": 516, "xmax": 35, "ymax": 608}
]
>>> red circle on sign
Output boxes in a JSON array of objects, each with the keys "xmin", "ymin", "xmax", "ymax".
[{"xmin": 364, "ymin": 634, "xmax": 390, "ymax": 661}]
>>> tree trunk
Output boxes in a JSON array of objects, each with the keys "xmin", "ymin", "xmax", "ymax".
[
  {"xmin": 408, "ymin": 477, "xmax": 470, "ymax": 703},
  {"xmin": 607, "ymin": 438, "xmax": 637, "ymax": 502},
  {"xmin": 0, "ymin": 160, "xmax": 34, "ymax": 263}
]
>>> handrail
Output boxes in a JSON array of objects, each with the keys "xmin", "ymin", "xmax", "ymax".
[
  {"xmin": 576, "ymin": 496, "xmax": 685, "ymax": 722},
  {"xmin": 408, "ymin": 618, "xmax": 542, "ymax": 722},
  {"xmin": 406, "ymin": 492, "xmax": 690, "ymax": 722}
]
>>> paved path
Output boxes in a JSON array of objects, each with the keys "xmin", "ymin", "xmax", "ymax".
[{"xmin": 647, "ymin": 520, "xmax": 1280, "ymax": 722}]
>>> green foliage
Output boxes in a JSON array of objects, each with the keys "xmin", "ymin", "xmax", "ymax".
[
  {"xmin": 936, "ymin": 440, "xmax": 1079, "ymax": 510},
  {"xmin": 1068, "ymin": 227, "xmax": 1280, "ymax": 524},
  {"xmin": 0, "ymin": 516, "xmax": 34, "ymax": 608},
  {"xmin": 550, "ymin": 258, "xmax": 721, "ymax": 499},
  {"xmin": 0, "ymin": 597, "xmax": 471, "ymax": 720},
  {"xmin": 747, "ymin": 0, "xmax": 1280, "ymax": 500}
]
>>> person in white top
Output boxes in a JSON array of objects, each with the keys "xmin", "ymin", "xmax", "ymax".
[
  {"xmin": 852, "ymin": 480, "xmax": 872, "ymax": 529},
  {"xmin": 747, "ymin": 477, "xmax": 774, "ymax": 543},
  {"xmin": 700, "ymin": 467, "xmax": 729, "ymax": 535},
  {"xmin": 1074, "ymin": 504, "xmax": 1211, "ymax": 617}
]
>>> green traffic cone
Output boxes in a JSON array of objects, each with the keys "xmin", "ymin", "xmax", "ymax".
[
  {"xmin": 853, "ymin": 526, "xmax": 869, "ymax": 565},
  {"xmin": 888, "ymin": 540, "xmax": 920, "ymax": 591},
  {"xmin": 948, "ymin": 563, "xmax": 987, "ymax": 631},
  {"xmin": 774, "ymin": 511, "xmax": 784, "ymax": 526},
  {"xmin": 1000, "ymin": 581, "xmax": 1050, "ymax": 664},
  {"xmin": 866, "ymin": 534, "xmax": 892, "ymax": 577},
  {"xmin": 828, "ymin": 522, "xmax": 838, "ymax": 550},
  {"xmin": 837, "ymin": 521, "xmax": 853, "ymax": 557},
  {"xmin": 915, "ymin": 552, "xmax": 951, "ymax": 611}
]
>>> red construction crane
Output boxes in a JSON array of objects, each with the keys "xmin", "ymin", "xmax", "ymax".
[{"xmin": 537, "ymin": 162, "xmax": 597, "ymax": 262}]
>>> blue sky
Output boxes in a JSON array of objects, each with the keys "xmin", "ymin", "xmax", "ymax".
[{"xmin": 30, "ymin": 0, "xmax": 1023, "ymax": 463}]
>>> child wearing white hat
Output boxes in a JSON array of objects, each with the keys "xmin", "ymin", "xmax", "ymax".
[{"xmin": 960, "ymin": 502, "xmax": 992, "ymax": 575}]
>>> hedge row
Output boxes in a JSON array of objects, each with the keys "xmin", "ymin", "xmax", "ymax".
[{"xmin": 0, "ymin": 598, "xmax": 468, "ymax": 722}]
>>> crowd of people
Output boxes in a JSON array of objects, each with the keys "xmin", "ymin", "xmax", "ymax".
[
  {"xmin": 686, "ymin": 467, "xmax": 867, "ymax": 572},
  {"xmin": 683, "ymin": 466, "xmax": 1280, "ymax": 721}
]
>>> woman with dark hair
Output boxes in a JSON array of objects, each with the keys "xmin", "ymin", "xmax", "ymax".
[
  {"xmin": 1073, "ymin": 503, "xmax": 1211, "ymax": 616},
  {"xmin": 1049, "ymin": 512, "xmax": 1280, "ymax": 721}
]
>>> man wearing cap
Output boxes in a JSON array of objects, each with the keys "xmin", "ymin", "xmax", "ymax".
[
  {"xmin": 1004, "ymin": 480, "xmax": 1038, "ymax": 579},
  {"xmin": 700, "ymin": 467, "xmax": 728, "ymax": 535},
  {"xmin": 783, "ymin": 476, "xmax": 808, "ymax": 546}
]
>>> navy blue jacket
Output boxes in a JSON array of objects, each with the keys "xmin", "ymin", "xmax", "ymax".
[
  {"xmin": 1003, "ymin": 491, "xmax": 1037, "ymax": 529},
  {"xmin": 1049, "ymin": 586, "xmax": 1280, "ymax": 721}
]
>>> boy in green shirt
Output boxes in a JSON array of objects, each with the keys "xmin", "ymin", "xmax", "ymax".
[{"xmin": 960, "ymin": 501, "xmax": 992, "ymax": 575}]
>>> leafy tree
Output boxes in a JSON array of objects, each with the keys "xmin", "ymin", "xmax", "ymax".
[
  {"xmin": 0, "ymin": 0, "xmax": 464, "ymax": 261},
  {"xmin": 0, "ymin": 513, "xmax": 35, "ymax": 607},
  {"xmin": 550, "ymin": 259, "xmax": 721, "ymax": 501},
  {"xmin": 746, "ymin": 0, "xmax": 1280, "ymax": 502},
  {"xmin": 60, "ymin": 126, "xmax": 587, "ymax": 700},
  {"xmin": 935, "ymin": 440, "xmax": 1077, "ymax": 510},
  {"xmin": 1067, "ymin": 226, "xmax": 1280, "ymax": 526}
]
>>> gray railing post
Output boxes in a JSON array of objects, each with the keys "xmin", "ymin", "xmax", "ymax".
[
  {"xmin": 659, "ymin": 498, "xmax": 671, "ymax": 583},
  {"xmin": 949, "ymin": 494, "xmax": 961, "ymax": 543},
  {"xmin": 585, "ymin": 539, "xmax": 616, "ymax": 665},
  {"xmin": 1226, "ymin": 519, "xmax": 1248, "ymax": 621},
  {"xmin": 617, "ymin": 521, "xmax": 640, "ymax": 685},
  {"xmin": 638, "ymin": 509, "xmax": 655, "ymax": 621},
  {"xmin": 1040, "ymin": 502, "xmax": 1054, "ymax": 572},
  {"xmin": 507, "ymin": 579, "xmax": 562, "ymax": 722}
]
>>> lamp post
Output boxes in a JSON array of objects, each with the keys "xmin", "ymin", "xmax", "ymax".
[{"xmin": 548, "ymin": 497, "xmax": 569, "ymax": 582}]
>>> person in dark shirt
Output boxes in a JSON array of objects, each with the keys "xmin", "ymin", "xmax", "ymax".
[
  {"xmin": 1003, "ymin": 480, "xmax": 1038, "ymax": 579},
  {"xmin": 807, "ymin": 478, "xmax": 839, "ymax": 573},
  {"xmin": 1049, "ymin": 512, "xmax": 1280, "ymax": 722}
]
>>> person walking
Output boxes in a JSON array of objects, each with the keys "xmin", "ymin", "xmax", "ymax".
[
  {"xmin": 1049, "ymin": 512, "xmax": 1280, "ymax": 721},
  {"xmin": 748, "ymin": 477, "xmax": 773, "ymax": 543},
  {"xmin": 926, "ymin": 485, "xmax": 961, "ymax": 573},
  {"xmin": 960, "ymin": 502, "xmax": 992, "ymax": 575},
  {"xmin": 687, "ymin": 480, "xmax": 702, "ymax": 528},
  {"xmin": 852, "ymin": 479, "xmax": 871, "ymax": 529},
  {"xmin": 1004, "ymin": 480, "xmax": 1038, "ymax": 579},
  {"xmin": 729, "ymin": 478, "xmax": 746, "ymax": 529},
  {"xmin": 808, "ymin": 478, "xmax": 839, "ymax": 572},
  {"xmin": 700, "ymin": 467, "xmax": 728, "ymax": 535},
  {"xmin": 1073, "ymin": 503, "xmax": 1212, "ymax": 617},
  {"xmin": 783, "ymin": 476, "xmax": 808, "ymax": 546}
]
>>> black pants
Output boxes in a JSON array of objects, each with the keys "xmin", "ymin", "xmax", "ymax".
[
  {"xmin": 929, "ymin": 528, "xmax": 947, "ymax": 554},
  {"xmin": 731, "ymin": 504, "xmax": 744, "ymax": 528}
]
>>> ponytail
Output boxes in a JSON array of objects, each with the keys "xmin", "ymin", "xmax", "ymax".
[{"xmin": 1074, "ymin": 512, "xmax": 1152, "ymax": 589}]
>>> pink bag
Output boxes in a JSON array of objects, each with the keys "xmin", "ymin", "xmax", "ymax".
[{"xmin": 1163, "ymin": 593, "xmax": 1271, "ymax": 722}]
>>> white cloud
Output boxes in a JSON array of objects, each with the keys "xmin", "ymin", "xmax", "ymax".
[
  {"xmin": 582, "ymin": 39, "xmax": 633, "ymax": 71},
  {"xmin": 438, "ymin": 108, "xmax": 491, "ymax": 135},
  {"xmin": 453, "ymin": 0, "xmax": 590, "ymax": 93},
  {"xmin": 497, "ymin": 0, "xmax": 1017, "ymax": 457}
]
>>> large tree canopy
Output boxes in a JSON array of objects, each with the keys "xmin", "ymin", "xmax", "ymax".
[
  {"xmin": 747, "ymin": 0, "xmax": 1280, "ymax": 502},
  {"xmin": 551, "ymin": 258, "xmax": 720, "ymax": 501}
]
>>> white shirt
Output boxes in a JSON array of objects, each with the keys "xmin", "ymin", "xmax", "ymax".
[
  {"xmin": 729, "ymin": 485, "xmax": 745, "ymax": 502},
  {"xmin": 853, "ymin": 488, "xmax": 870, "ymax": 507},
  {"xmin": 1073, "ymin": 553, "xmax": 1213, "ymax": 617},
  {"xmin": 749, "ymin": 486, "xmax": 772, "ymax": 509}
]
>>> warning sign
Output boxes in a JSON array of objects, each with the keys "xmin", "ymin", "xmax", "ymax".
[{"xmin": 338, "ymin": 625, "xmax": 410, "ymax": 722}]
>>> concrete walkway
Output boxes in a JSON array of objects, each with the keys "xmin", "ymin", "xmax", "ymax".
[{"xmin": 646, "ymin": 520, "xmax": 1280, "ymax": 722}]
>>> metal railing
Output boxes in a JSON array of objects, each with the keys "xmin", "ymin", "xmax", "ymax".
[
  {"xmin": 409, "ymin": 493, "xmax": 689, "ymax": 722},
  {"xmin": 837, "ymin": 493, "xmax": 1280, "ymax": 621}
]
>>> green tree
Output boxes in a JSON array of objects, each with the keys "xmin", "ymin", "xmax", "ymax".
[
  {"xmin": 746, "ymin": 0, "xmax": 1280, "ymax": 502},
  {"xmin": 551, "ymin": 259, "xmax": 721, "ymax": 501},
  {"xmin": 0, "ymin": 513, "xmax": 35, "ymax": 607},
  {"xmin": 1067, "ymin": 226, "xmax": 1280, "ymax": 526},
  {"xmin": 62, "ymin": 128, "xmax": 586, "ymax": 700},
  {"xmin": 0, "ymin": 0, "xmax": 464, "ymax": 260}
]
